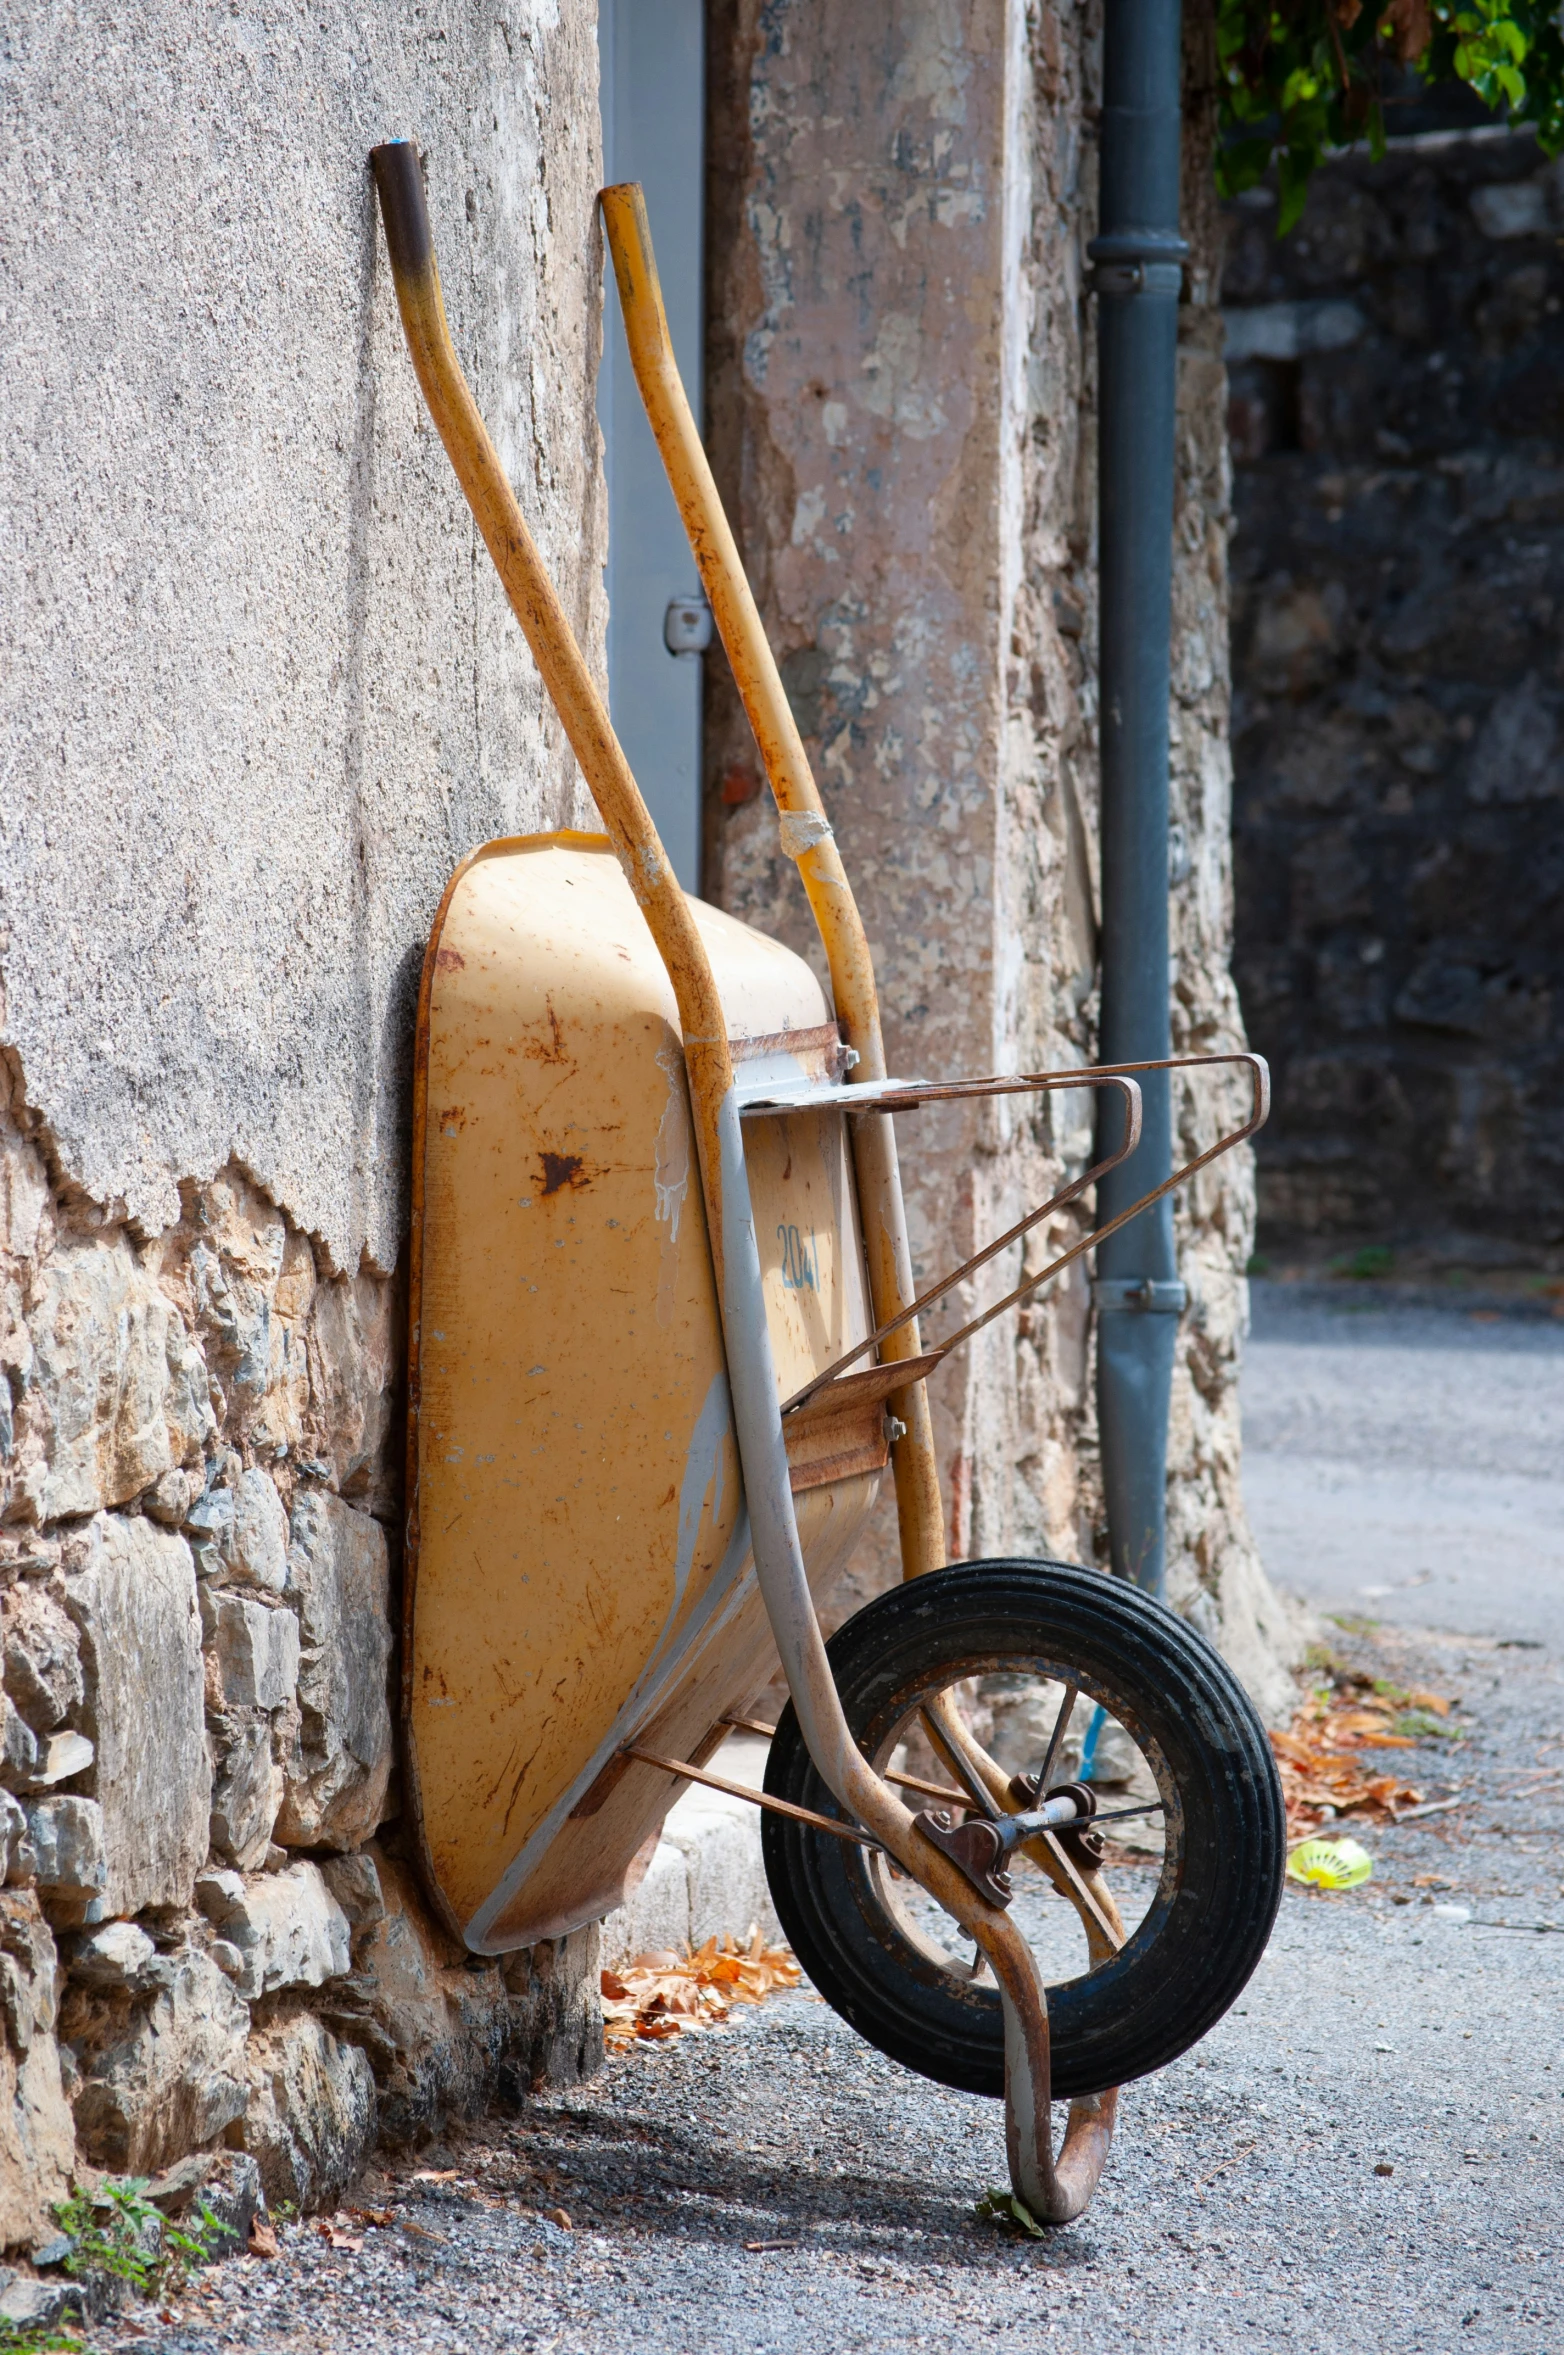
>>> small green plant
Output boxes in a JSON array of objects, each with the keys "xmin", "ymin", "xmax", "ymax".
[
  {"xmin": 1245, "ymin": 1252, "xmax": 1271, "ymax": 1277},
  {"xmin": 1331, "ymin": 1244, "xmax": 1396, "ymax": 1282},
  {"xmin": 0, "ymin": 2323, "xmax": 86, "ymax": 2354},
  {"xmin": 50, "ymin": 2177, "xmax": 225, "ymax": 2304},
  {"xmin": 1394, "ymin": 1708, "xmax": 1465, "ymax": 1743}
]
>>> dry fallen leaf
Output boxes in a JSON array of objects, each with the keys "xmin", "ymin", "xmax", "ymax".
[
  {"xmin": 411, "ymin": 2168, "xmax": 459, "ymax": 2184},
  {"xmin": 348, "ymin": 2205, "xmax": 394, "ymax": 2229},
  {"xmin": 248, "ymin": 2219, "xmax": 279, "ymax": 2259},
  {"xmin": 602, "ymin": 1928, "xmax": 802, "ymax": 2049},
  {"xmin": 316, "ymin": 2218, "xmax": 364, "ymax": 2252},
  {"xmin": 546, "ymin": 2207, "xmax": 573, "ymax": 2231},
  {"xmin": 1269, "ymin": 1671, "xmax": 1454, "ymax": 1838}
]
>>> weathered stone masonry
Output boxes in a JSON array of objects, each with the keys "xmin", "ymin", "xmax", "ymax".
[
  {"xmin": 1225, "ymin": 126, "xmax": 1564, "ymax": 1259},
  {"xmin": 0, "ymin": 1109, "xmax": 601, "ymax": 2251}
]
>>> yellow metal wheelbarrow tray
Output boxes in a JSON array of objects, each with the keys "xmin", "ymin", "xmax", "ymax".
[{"xmin": 369, "ymin": 142, "xmax": 1285, "ymax": 2227}]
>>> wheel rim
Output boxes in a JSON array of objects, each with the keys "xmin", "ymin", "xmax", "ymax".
[{"xmin": 856, "ymin": 1655, "xmax": 1183, "ymax": 1996}]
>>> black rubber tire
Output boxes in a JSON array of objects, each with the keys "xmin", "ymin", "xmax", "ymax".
[{"xmin": 762, "ymin": 1558, "xmax": 1285, "ymax": 2100}]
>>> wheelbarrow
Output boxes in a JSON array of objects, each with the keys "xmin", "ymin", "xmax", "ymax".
[{"xmin": 369, "ymin": 142, "xmax": 1286, "ymax": 2226}]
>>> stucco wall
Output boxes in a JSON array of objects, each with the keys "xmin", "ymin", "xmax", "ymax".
[
  {"xmin": 2, "ymin": 0, "xmax": 602, "ymax": 1273},
  {"xmin": 1, "ymin": 0, "xmax": 604, "ymax": 2254}
]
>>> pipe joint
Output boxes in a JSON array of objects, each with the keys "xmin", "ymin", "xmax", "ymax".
[
  {"xmin": 1087, "ymin": 229, "xmax": 1188, "ymax": 300},
  {"xmin": 1092, "ymin": 1277, "xmax": 1186, "ymax": 1315}
]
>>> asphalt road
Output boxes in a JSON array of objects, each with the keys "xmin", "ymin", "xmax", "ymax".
[
  {"xmin": 95, "ymin": 1288, "xmax": 1564, "ymax": 2355},
  {"xmin": 1242, "ymin": 1282, "xmax": 1564, "ymax": 1651}
]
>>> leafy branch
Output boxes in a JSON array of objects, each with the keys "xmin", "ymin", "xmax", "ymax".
[{"xmin": 1217, "ymin": 1, "xmax": 1564, "ymax": 230}]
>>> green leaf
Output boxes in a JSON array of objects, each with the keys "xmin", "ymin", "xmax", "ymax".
[
  {"xmin": 975, "ymin": 2187, "xmax": 1048, "ymax": 2237},
  {"xmin": 1218, "ymin": 0, "xmax": 1564, "ymax": 226}
]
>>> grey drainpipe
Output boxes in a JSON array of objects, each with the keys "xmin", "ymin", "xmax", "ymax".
[{"xmin": 1089, "ymin": 0, "xmax": 1188, "ymax": 1599}]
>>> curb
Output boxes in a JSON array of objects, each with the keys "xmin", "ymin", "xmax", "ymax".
[{"xmin": 601, "ymin": 1735, "xmax": 781, "ymax": 1965}]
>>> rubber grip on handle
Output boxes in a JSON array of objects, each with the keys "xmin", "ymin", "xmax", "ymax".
[{"xmin": 370, "ymin": 140, "xmax": 433, "ymax": 280}]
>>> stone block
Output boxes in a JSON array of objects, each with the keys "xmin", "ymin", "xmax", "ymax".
[
  {"xmin": 304, "ymin": 1276, "xmax": 398, "ymax": 1508},
  {"xmin": 2, "ymin": 1586, "xmax": 83, "ymax": 1733},
  {"xmin": 183, "ymin": 1482, "xmax": 234, "ymax": 1578},
  {"xmin": 0, "ymin": 1792, "xmax": 26, "ymax": 1885},
  {"xmin": 0, "ymin": 1699, "xmax": 37, "ymax": 1789},
  {"xmin": 142, "ymin": 1467, "xmax": 196, "ymax": 1525},
  {"xmin": 313, "ymin": 1853, "xmax": 518, "ymax": 2145},
  {"xmin": 65, "ymin": 1516, "xmax": 209, "ymax": 1916},
  {"xmin": 194, "ymin": 1861, "xmax": 351, "ymax": 2002},
  {"xmin": 208, "ymin": 1712, "xmax": 284, "ymax": 1871},
  {"xmin": 64, "ymin": 1946, "xmax": 250, "ymax": 2174},
  {"xmin": 145, "ymin": 2148, "xmax": 265, "ymax": 2259},
  {"xmin": 0, "ymin": 2276, "xmax": 86, "ymax": 2329},
  {"xmin": 1221, "ymin": 297, "xmax": 1365, "ymax": 364},
  {"xmin": 318, "ymin": 1851, "xmax": 385, "ymax": 1938},
  {"xmin": 233, "ymin": 2008, "xmax": 376, "ymax": 2212},
  {"xmin": 276, "ymin": 1493, "xmax": 392, "ymax": 1852},
  {"xmin": 17, "ymin": 1732, "xmax": 94, "ymax": 1792},
  {"xmin": 22, "ymin": 1231, "xmax": 213, "ymax": 1520},
  {"xmin": 501, "ymin": 1924, "xmax": 605, "ymax": 2098},
  {"xmin": 205, "ymin": 1592, "xmax": 299, "ymax": 1713},
  {"xmin": 23, "ymin": 1796, "xmax": 106, "ymax": 1910},
  {"xmin": 184, "ymin": 1173, "xmax": 313, "ymax": 1456},
  {"xmin": 0, "ymin": 1893, "xmax": 77, "ymax": 2253},
  {"xmin": 0, "ymin": 1101, "xmax": 50, "ymax": 1268},
  {"xmin": 227, "ymin": 1469, "xmax": 290, "ymax": 1592},
  {"xmin": 1470, "ymin": 176, "xmax": 1554, "ymax": 240},
  {"xmin": 184, "ymin": 1468, "xmax": 290, "ymax": 1595},
  {"xmin": 66, "ymin": 1919, "xmax": 166, "ymax": 1992}
]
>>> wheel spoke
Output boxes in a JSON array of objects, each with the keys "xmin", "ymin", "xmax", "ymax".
[{"xmin": 1034, "ymin": 1681, "xmax": 1078, "ymax": 1792}]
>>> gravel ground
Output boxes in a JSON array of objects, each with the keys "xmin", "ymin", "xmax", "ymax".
[{"xmin": 85, "ymin": 1295, "xmax": 1564, "ymax": 2354}]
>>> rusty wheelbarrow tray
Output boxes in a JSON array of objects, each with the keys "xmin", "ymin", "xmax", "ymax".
[{"xmin": 369, "ymin": 143, "xmax": 1284, "ymax": 2227}]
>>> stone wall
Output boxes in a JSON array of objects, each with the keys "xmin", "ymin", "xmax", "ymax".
[
  {"xmin": 1, "ymin": 0, "xmax": 604, "ymax": 2254},
  {"xmin": 1225, "ymin": 127, "xmax": 1564, "ymax": 1262},
  {"xmin": 703, "ymin": 0, "xmax": 1301, "ymax": 1709}
]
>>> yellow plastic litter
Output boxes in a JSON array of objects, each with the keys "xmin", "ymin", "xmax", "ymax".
[{"xmin": 1287, "ymin": 1836, "xmax": 1374, "ymax": 1889}]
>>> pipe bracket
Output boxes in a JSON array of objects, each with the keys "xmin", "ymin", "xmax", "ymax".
[
  {"xmin": 1092, "ymin": 1277, "xmax": 1187, "ymax": 1314},
  {"xmin": 1089, "ymin": 261, "xmax": 1183, "ymax": 298}
]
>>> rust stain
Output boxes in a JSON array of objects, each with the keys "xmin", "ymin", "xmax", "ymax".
[
  {"xmin": 435, "ymin": 946, "xmax": 467, "ymax": 970},
  {"xmin": 539, "ymin": 1150, "xmax": 587, "ymax": 1196},
  {"xmin": 520, "ymin": 997, "xmax": 571, "ymax": 1065}
]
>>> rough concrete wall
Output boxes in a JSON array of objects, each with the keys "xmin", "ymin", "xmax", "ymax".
[
  {"xmin": 0, "ymin": 0, "xmax": 604, "ymax": 2254},
  {"xmin": 705, "ymin": 0, "xmax": 1301, "ymax": 1710},
  {"xmin": 1225, "ymin": 129, "xmax": 1564, "ymax": 1265}
]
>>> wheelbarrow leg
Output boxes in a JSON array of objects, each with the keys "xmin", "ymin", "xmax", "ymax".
[
  {"xmin": 711, "ymin": 1093, "xmax": 1117, "ymax": 2224},
  {"xmin": 986, "ymin": 1916, "xmax": 1119, "ymax": 2224}
]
